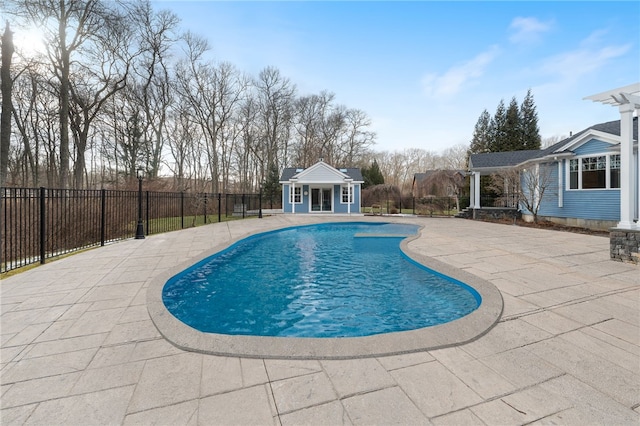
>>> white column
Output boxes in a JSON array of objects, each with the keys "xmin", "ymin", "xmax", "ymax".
[
  {"xmin": 469, "ymin": 174, "xmax": 475, "ymax": 208},
  {"xmin": 347, "ymin": 182, "xmax": 351, "ymax": 215},
  {"xmin": 617, "ymin": 103, "xmax": 635, "ymax": 229},
  {"xmin": 557, "ymin": 160, "xmax": 563, "ymax": 208},
  {"xmin": 291, "ymin": 182, "xmax": 296, "ymax": 214},
  {"xmin": 474, "ymin": 172, "xmax": 481, "ymax": 208}
]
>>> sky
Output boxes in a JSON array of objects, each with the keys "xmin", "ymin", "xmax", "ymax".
[{"xmin": 136, "ymin": 2, "xmax": 638, "ymax": 153}]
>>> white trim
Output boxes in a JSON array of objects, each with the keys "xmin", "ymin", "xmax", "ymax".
[
  {"xmin": 554, "ymin": 129, "xmax": 621, "ymax": 154},
  {"xmin": 557, "ymin": 161, "xmax": 563, "ymax": 208},
  {"xmin": 565, "ymin": 152, "xmax": 621, "ymax": 191}
]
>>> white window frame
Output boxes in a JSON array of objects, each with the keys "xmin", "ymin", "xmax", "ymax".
[
  {"xmin": 340, "ymin": 185, "xmax": 353, "ymax": 204},
  {"xmin": 566, "ymin": 154, "xmax": 621, "ymax": 190},
  {"xmin": 289, "ymin": 185, "xmax": 302, "ymax": 204}
]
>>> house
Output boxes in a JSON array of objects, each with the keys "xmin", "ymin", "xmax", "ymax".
[
  {"xmin": 467, "ymin": 82, "xmax": 639, "ymax": 262},
  {"xmin": 279, "ymin": 160, "xmax": 364, "ymax": 214},
  {"xmin": 468, "ymin": 116, "xmax": 637, "ymax": 229}
]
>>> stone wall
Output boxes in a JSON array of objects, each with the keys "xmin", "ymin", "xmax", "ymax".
[
  {"xmin": 458, "ymin": 208, "xmax": 521, "ymax": 221},
  {"xmin": 610, "ymin": 228, "xmax": 640, "ymax": 264}
]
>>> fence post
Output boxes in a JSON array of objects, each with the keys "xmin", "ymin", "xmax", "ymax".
[
  {"xmin": 217, "ymin": 193, "xmax": 221, "ymax": 222},
  {"xmin": 145, "ymin": 191, "xmax": 149, "ymax": 235},
  {"xmin": 242, "ymin": 194, "xmax": 246, "ymax": 218},
  {"xmin": 181, "ymin": 191, "xmax": 184, "ymax": 229},
  {"xmin": 39, "ymin": 187, "xmax": 45, "ymax": 264},
  {"xmin": 100, "ymin": 189, "xmax": 106, "ymax": 246},
  {"xmin": 203, "ymin": 193, "xmax": 208, "ymax": 224}
]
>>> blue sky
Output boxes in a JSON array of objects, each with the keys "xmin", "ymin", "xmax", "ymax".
[{"xmin": 157, "ymin": 1, "xmax": 639, "ymax": 153}]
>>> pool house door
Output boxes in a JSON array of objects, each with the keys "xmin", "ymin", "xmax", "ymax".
[{"xmin": 311, "ymin": 187, "xmax": 332, "ymax": 212}]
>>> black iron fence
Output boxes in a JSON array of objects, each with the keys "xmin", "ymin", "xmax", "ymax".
[{"xmin": 1, "ymin": 187, "xmax": 273, "ymax": 274}]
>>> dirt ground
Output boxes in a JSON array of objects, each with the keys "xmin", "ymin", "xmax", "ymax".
[{"xmin": 478, "ymin": 217, "xmax": 611, "ymax": 237}]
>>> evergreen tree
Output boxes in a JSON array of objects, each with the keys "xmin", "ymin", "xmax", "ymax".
[
  {"xmin": 504, "ymin": 96, "xmax": 521, "ymax": 151},
  {"xmin": 468, "ymin": 109, "xmax": 492, "ymax": 155},
  {"xmin": 520, "ymin": 89, "xmax": 541, "ymax": 150},
  {"xmin": 489, "ymin": 99, "xmax": 507, "ymax": 152},
  {"xmin": 262, "ymin": 162, "xmax": 282, "ymax": 206},
  {"xmin": 362, "ymin": 159, "xmax": 384, "ymax": 188}
]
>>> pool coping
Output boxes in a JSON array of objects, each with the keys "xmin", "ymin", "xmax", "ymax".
[{"xmin": 146, "ymin": 220, "xmax": 504, "ymax": 360}]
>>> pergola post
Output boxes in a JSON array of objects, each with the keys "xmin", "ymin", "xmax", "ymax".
[{"xmin": 618, "ymin": 102, "xmax": 636, "ymax": 229}]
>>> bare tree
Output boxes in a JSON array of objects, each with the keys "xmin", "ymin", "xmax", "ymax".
[
  {"xmin": 130, "ymin": 2, "xmax": 179, "ymax": 178},
  {"xmin": 254, "ymin": 66, "xmax": 295, "ymax": 173},
  {"xmin": 489, "ymin": 163, "xmax": 555, "ymax": 223},
  {"xmin": 1, "ymin": 23, "xmax": 14, "ymax": 187},
  {"xmin": 335, "ymin": 108, "xmax": 375, "ymax": 166}
]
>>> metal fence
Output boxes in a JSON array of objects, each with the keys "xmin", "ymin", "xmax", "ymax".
[{"xmin": 1, "ymin": 187, "xmax": 271, "ymax": 274}]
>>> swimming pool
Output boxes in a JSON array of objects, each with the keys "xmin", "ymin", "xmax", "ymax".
[
  {"xmin": 162, "ymin": 222, "xmax": 481, "ymax": 338},
  {"xmin": 147, "ymin": 217, "xmax": 503, "ymax": 358}
]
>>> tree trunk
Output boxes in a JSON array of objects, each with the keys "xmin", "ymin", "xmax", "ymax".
[{"xmin": 0, "ymin": 23, "xmax": 14, "ymax": 187}]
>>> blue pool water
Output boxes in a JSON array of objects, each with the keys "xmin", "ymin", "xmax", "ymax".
[{"xmin": 163, "ymin": 222, "xmax": 481, "ymax": 338}]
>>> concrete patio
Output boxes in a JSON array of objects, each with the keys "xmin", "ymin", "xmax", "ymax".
[{"xmin": 1, "ymin": 215, "xmax": 638, "ymax": 425}]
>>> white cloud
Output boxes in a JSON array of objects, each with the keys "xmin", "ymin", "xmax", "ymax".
[
  {"xmin": 539, "ymin": 43, "xmax": 631, "ymax": 81},
  {"xmin": 421, "ymin": 45, "xmax": 501, "ymax": 98},
  {"xmin": 509, "ymin": 17, "xmax": 552, "ymax": 44}
]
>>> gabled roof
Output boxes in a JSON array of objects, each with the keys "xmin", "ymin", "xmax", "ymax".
[
  {"xmin": 469, "ymin": 150, "xmax": 541, "ymax": 170},
  {"xmin": 279, "ymin": 161, "xmax": 363, "ymax": 183},
  {"xmin": 469, "ymin": 117, "xmax": 638, "ymax": 171}
]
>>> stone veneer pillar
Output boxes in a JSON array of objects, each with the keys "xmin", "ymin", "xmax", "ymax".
[{"xmin": 610, "ymin": 228, "xmax": 639, "ymax": 264}]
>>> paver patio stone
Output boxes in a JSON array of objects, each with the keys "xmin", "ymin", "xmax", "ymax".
[
  {"xmin": 280, "ymin": 400, "xmax": 353, "ymax": 426},
  {"xmin": 198, "ymin": 385, "xmax": 277, "ymax": 425},
  {"xmin": 390, "ymin": 361, "xmax": 483, "ymax": 418},
  {"xmin": 1, "ymin": 348, "xmax": 97, "ymax": 383},
  {"xmin": 519, "ymin": 310, "xmax": 583, "ymax": 335},
  {"xmin": 538, "ymin": 375, "xmax": 640, "ymax": 424},
  {"xmin": 61, "ymin": 307, "xmax": 126, "ymax": 338},
  {"xmin": 87, "ymin": 342, "xmax": 137, "ymax": 369},
  {"xmin": 376, "ymin": 351, "xmax": 435, "ymax": 371},
  {"xmin": 529, "ymin": 338, "xmax": 640, "ymax": 407},
  {"xmin": 128, "ymin": 338, "xmax": 183, "ymax": 361},
  {"xmin": 476, "ymin": 346, "xmax": 563, "ymax": 389},
  {"xmin": 430, "ymin": 408, "xmax": 484, "ymax": 425},
  {"xmin": 321, "ymin": 358, "xmax": 396, "ymax": 398},
  {"xmin": 0, "ymin": 404, "xmax": 37, "ymax": 425},
  {"xmin": 23, "ymin": 332, "xmax": 107, "ymax": 359},
  {"xmin": 559, "ymin": 329, "xmax": 639, "ymax": 374},
  {"xmin": 122, "ymin": 399, "xmax": 199, "ymax": 426},
  {"xmin": 71, "ymin": 360, "xmax": 145, "ymax": 394},
  {"xmin": 0, "ymin": 371, "xmax": 81, "ymax": 408},
  {"xmin": 127, "ymin": 352, "xmax": 203, "ymax": 413},
  {"xmin": 342, "ymin": 386, "xmax": 431, "ymax": 425},
  {"xmin": 270, "ymin": 371, "xmax": 337, "ymax": 414},
  {"xmin": 263, "ymin": 359, "xmax": 323, "ymax": 381},
  {"xmin": 457, "ymin": 319, "xmax": 552, "ymax": 358},
  {"xmin": 200, "ymin": 356, "xmax": 244, "ymax": 396},
  {"xmin": 25, "ymin": 385, "xmax": 135, "ymax": 425}
]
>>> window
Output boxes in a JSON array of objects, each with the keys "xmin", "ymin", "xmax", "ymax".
[
  {"xmin": 610, "ymin": 154, "xmax": 620, "ymax": 189},
  {"xmin": 581, "ymin": 156, "xmax": 606, "ymax": 189},
  {"xmin": 568, "ymin": 154, "xmax": 620, "ymax": 190},
  {"xmin": 569, "ymin": 159, "xmax": 579, "ymax": 189},
  {"xmin": 341, "ymin": 185, "xmax": 352, "ymax": 203},
  {"xmin": 289, "ymin": 186, "xmax": 301, "ymax": 204}
]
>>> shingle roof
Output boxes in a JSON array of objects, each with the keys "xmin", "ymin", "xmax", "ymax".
[
  {"xmin": 469, "ymin": 117, "xmax": 638, "ymax": 170},
  {"xmin": 279, "ymin": 166, "xmax": 363, "ymax": 181},
  {"xmin": 469, "ymin": 150, "xmax": 541, "ymax": 169}
]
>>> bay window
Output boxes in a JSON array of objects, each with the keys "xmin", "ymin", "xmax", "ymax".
[{"xmin": 568, "ymin": 154, "xmax": 621, "ymax": 190}]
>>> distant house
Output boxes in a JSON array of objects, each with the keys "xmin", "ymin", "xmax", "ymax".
[
  {"xmin": 468, "ymin": 116, "xmax": 638, "ymax": 230},
  {"xmin": 279, "ymin": 160, "xmax": 363, "ymax": 214}
]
